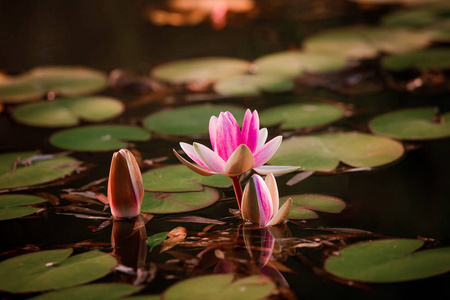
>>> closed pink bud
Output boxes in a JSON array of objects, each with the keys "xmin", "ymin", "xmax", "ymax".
[{"xmin": 107, "ymin": 149, "xmax": 144, "ymax": 219}]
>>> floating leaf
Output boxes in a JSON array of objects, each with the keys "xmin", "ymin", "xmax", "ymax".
[
  {"xmin": 269, "ymin": 133, "xmax": 404, "ymax": 171},
  {"xmin": 213, "ymin": 74, "xmax": 293, "ymax": 96},
  {"xmin": 259, "ymin": 102, "xmax": 344, "ymax": 130},
  {"xmin": 0, "ymin": 249, "xmax": 116, "ymax": 293},
  {"xmin": 163, "ymin": 274, "xmax": 275, "ymax": 300},
  {"xmin": 12, "ymin": 96, "xmax": 124, "ymax": 127},
  {"xmin": 49, "ymin": 125, "xmax": 151, "ymax": 151},
  {"xmin": 0, "ymin": 194, "xmax": 46, "ymax": 220},
  {"xmin": 143, "ymin": 104, "xmax": 245, "ymax": 136},
  {"xmin": 30, "ymin": 283, "xmax": 142, "ymax": 300},
  {"xmin": 0, "ymin": 152, "xmax": 79, "ymax": 190},
  {"xmin": 369, "ymin": 107, "xmax": 450, "ymax": 140},
  {"xmin": 382, "ymin": 48, "xmax": 450, "ymax": 71},
  {"xmin": 141, "ymin": 187, "xmax": 219, "ymax": 214},
  {"xmin": 147, "ymin": 232, "xmax": 169, "ymax": 252},
  {"xmin": 151, "ymin": 57, "xmax": 250, "ymax": 84},
  {"xmin": 303, "ymin": 26, "xmax": 431, "ymax": 59},
  {"xmin": 0, "ymin": 66, "xmax": 107, "ymax": 103},
  {"xmin": 254, "ymin": 51, "xmax": 348, "ymax": 78},
  {"xmin": 142, "ymin": 165, "xmax": 231, "ymax": 192},
  {"xmin": 325, "ymin": 239, "xmax": 450, "ymax": 283},
  {"xmin": 280, "ymin": 194, "xmax": 346, "ymax": 220}
]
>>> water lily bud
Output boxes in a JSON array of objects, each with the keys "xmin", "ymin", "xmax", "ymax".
[
  {"xmin": 241, "ymin": 173, "xmax": 292, "ymax": 227},
  {"xmin": 107, "ymin": 149, "xmax": 144, "ymax": 219}
]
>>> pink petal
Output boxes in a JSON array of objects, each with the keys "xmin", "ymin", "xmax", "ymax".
[
  {"xmin": 180, "ymin": 142, "xmax": 207, "ymax": 169},
  {"xmin": 173, "ymin": 149, "xmax": 217, "ymax": 176},
  {"xmin": 264, "ymin": 173, "xmax": 279, "ymax": 219},
  {"xmin": 253, "ymin": 135, "xmax": 282, "ymax": 168},
  {"xmin": 253, "ymin": 175, "xmax": 273, "ymax": 227},
  {"xmin": 256, "ymin": 128, "xmax": 268, "ymax": 151},
  {"xmin": 242, "ymin": 110, "xmax": 259, "ymax": 153},
  {"xmin": 209, "ymin": 116, "xmax": 218, "ymax": 151},
  {"xmin": 193, "ymin": 142, "xmax": 226, "ymax": 173},
  {"xmin": 215, "ymin": 112, "xmax": 243, "ymax": 161}
]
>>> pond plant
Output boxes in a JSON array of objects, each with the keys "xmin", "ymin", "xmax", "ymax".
[{"xmin": 1, "ymin": 1, "xmax": 450, "ymax": 299}]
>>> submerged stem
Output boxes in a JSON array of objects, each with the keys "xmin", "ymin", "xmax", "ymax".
[{"xmin": 231, "ymin": 175, "xmax": 243, "ymax": 210}]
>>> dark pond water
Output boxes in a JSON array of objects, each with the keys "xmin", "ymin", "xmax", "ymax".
[{"xmin": 0, "ymin": 0, "xmax": 449, "ymax": 299}]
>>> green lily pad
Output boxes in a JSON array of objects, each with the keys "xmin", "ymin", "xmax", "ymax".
[
  {"xmin": 259, "ymin": 102, "xmax": 344, "ymax": 130},
  {"xmin": 147, "ymin": 232, "xmax": 169, "ymax": 252},
  {"xmin": 254, "ymin": 51, "xmax": 348, "ymax": 78},
  {"xmin": 0, "ymin": 194, "xmax": 46, "ymax": 221},
  {"xmin": 142, "ymin": 165, "xmax": 231, "ymax": 192},
  {"xmin": 0, "ymin": 66, "xmax": 107, "ymax": 103},
  {"xmin": 151, "ymin": 57, "xmax": 250, "ymax": 84},
  {"xmin": 143, "ymin": 104, "xmax": 245, "ymax": 136},
  {"xmin": 325, "ymin": 239, "xmax": 450, "ymax": 283},
  {"xmin": 269, "ymin": 133, "xmax": 404, "ymax": 171},
  {"xmin": 0, "ymin": 249, "xmax": 117, "ymax": 293},
  {"xmin": 12, "ymin": 96, "xmax": 124, "ymax": 127},
  {"xmin": 0, "ymin": 152, "xmax": 79, "ymax": 190},
  {"xmin": 303, "ymin": 26, "xmax": 431, "ymax": 59},
  {"xmin": 369, "ymin": 107, "xmax": 450, "ymax": 140},
  {"xmin": 382, "ymin": 48, "xmax": 450, "ymax": 71},
  {"xmin": 280, "ymin": 194, "xmax": 346, "ymax": 220},
  {"xmin": 163, "ymin": 274, "xmax": 275, "ymax": 300},
  {"xmin": 30, "ymin": 284, "xmax": 142, "ymax": 300},
  {"xmin": 141, "ymin": 187, "xmax": 219, "ymax": 214},
  {"xmin": 213, "ymin": 74, "xmax": 293, "ymax": 97},
  {"xmin": 49, "ymin": 125, "xmax": 151, "ymax": 151}
]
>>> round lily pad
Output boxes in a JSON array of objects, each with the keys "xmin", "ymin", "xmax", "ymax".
[
  {"xmin": 303, "ymin": 26, "xmax": 431, "ymax": 59},
  {"xmin": 0, "ymin": 76, "xmax": 42, "ymax": 103},
  {"xmin": 213, "ymin": 74, "xmax": 293, "ymax": 97},
  {"xmin": 0, "ymin": 249, "xmax": 117, "ymax": 293},
  {"xmin": 280, "ymin": 194, "xmax": 346, "ymax": 220},
  {"xmin": 0, "ymin": 66, "xmax": 107, "ymax": 103},
  {"xmin": 49, "ymin": 125, "xmax": 151, "ymax": 151},
  {"xmin": 259, "ymin": 102, "xmax": 344, "ymax": 130},
  {"xmin": 142, "ymin": 165, "xmax": 231, "ymax": 192},
  {"xmin": 143, "ymin": 104, "xmax": 245, "ymax": 136},
  {"xmin": 141, "ymin": 187, "xmax": 219, "ymax": 214},
  {"xmin": 269, "ymin": 133, "xmax": 404, "ymax": 171},
  {"xmin": 163, "ymin": 274, "xmax": 275, "ymax": 300},
  {"xmin": 30, "ymin": 284, "xmax": 142, "ymax": 300},
  {"xmin": 0, "ymin": 152, "xmax": 79, "ymax": 190},
  {"xmin": 151, "ymin": 57, "xmax": 250, "ymax": 84},
  {"xmin": 0, "ymin": 194, "xmax": 46, "ymax": 221},
  {"xmin": 254, "ymin": 51, "xmax": 348, "ymax": 78},
  {"xmin": 382, "ymin": 48, "xmax": 450, "ymax": 71},
  {"xmin": 12, "ymin": 96, "xmax": 124, "ymax": 127},
  {"xmin": 369, "ymin": 107, "xmax": 450, "ymax": 140},
  {"xmin": 325, "ymin": 239, "xmax": 450, "ymax": 283}
]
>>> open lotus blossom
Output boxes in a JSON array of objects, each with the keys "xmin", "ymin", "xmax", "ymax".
[
  {"xmin": 241, "ymin": 173, "xmax": 292, "ymax": 227},
  {"xmin": 107, "ymin": 149, "xmax": 144, "ymax": 219},
  {"xmin": 174, "ymin": 109, "xmax": 300, "ymax": 178}
]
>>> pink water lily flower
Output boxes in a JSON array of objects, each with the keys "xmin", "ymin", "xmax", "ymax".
[
  {"xmin": 173, "ymin": 109, "xmax": 285, "ymax": 177},
  {"xmin": 241, "ymin": 173, "xmax": 292, "ymax": 227},
  {"xmin": 107, "ymin": 149, "xmax": 144, "ymax": 219}
]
